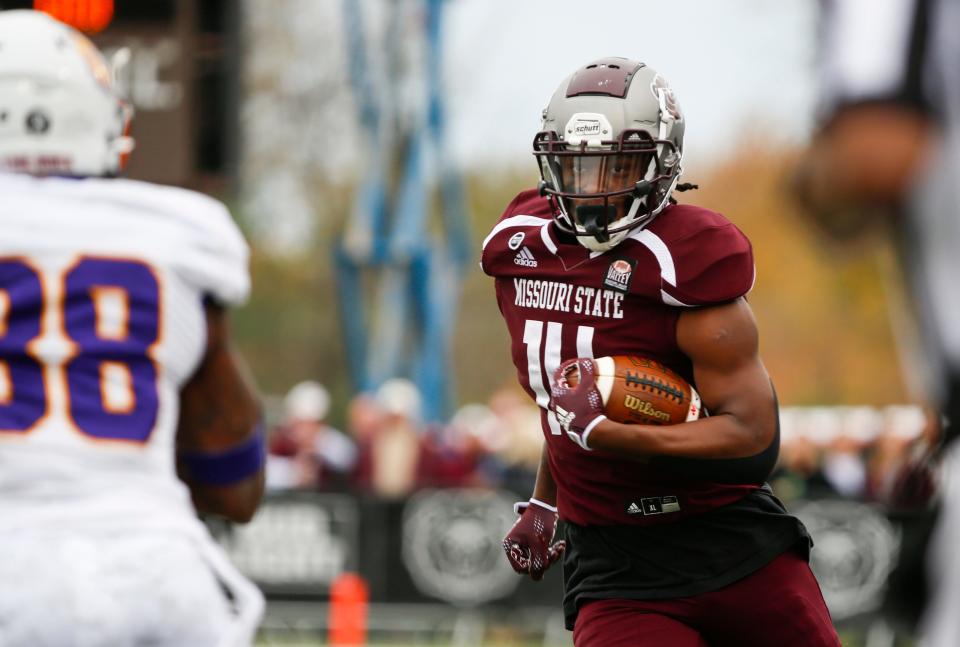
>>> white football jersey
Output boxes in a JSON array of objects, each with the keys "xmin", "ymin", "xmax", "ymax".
[{"xmin": 0, "ymin": 172, "xmax": 250, "ymax": 534}]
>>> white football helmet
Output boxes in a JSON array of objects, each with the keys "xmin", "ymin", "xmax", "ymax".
[
  {"xmin": 0, "ymin": 10, "xmax": 133, "ymax": 177},
  {"xmin": 535, "ymin": 58, "xmax": 686, "ymax": 252}
]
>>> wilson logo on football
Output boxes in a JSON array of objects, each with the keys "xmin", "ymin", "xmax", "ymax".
[
  {"xmin": 514, "ymin": 247, "xmax": 538, "ymax": 267},
  {"xmin": 622, "ymin": 395, "xmax": 671, "ymax": 422}
]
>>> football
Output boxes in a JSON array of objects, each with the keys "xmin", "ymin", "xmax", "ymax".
[{"xmin": 588, "ymin": 356, "xmax": 702, "ymax": 426}]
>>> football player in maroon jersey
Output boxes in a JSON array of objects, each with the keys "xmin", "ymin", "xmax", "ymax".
[{"xmin": 483, "ymin": 58, "xmax": 840, "ymax": 647}]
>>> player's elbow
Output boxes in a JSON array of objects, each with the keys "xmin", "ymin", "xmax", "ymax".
[
  {"xmin": 738, "ymin": 417, "xmax": 776, "ymax": 456},
  {"xmin": 192, "ymin": 470, "xmax": 265, "ymax": 524},
  {"xmin": 216, "ymin": 494, "xmax": 262, "ymax": 525}
]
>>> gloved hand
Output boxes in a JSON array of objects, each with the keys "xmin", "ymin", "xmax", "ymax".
[
  {"xmin": 550, "ymin": 357, "xmax": 606, "ymax": 450},
  {"xmin": 503, "ymin": 498, "xmax": 565, "ymax": 580}
]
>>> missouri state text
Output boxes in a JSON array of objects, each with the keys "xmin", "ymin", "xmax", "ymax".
[{"xmin": 513, "ymin": 278, "xmax": 625, "ymax": 319}]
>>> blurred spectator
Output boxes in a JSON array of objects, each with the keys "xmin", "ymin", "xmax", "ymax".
[
  {"xmin": 773, "ymin": 434, "xmax": 829, "ymax": 502},
  {"xmin": 772, "ymin": 406, "xmax": 918, "ymax": 503},
  {"xmin": 352, "ymin": 379, "xmax": 424, "ymax": 498},
  {"xmin": 266, "ymin": 381, "xmax": 357, "ymax": 491},
  {"xmin": 820, "ymin": 407, "xmax": 879, "ymax": 499},
  {"xmin": 867, "ymin": 405, "xmax": 937, "ymax": 507},
  {"xmin": 486, "ymin": 387, "xmax": 542, "ymax": 496},
  {"xmin": 772, "ymin": 408, "xmax": 844, "ymax": 502},
  {"xmin": 418, "ymin": 403, "xmax": 508, "ymax": 489},
  {"xmin": 344, "ymin": 392, "xmax": 384, "ymax": 489}
]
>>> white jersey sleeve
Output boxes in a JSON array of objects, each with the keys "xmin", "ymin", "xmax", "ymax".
[{"xmin": 169, "ymin": 190, "xmax": 251, "ymax": 308}]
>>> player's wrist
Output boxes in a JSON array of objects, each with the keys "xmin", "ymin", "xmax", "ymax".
[
  {"xmin": 584, "ymin": 416, "xmax": 629, "ymax": 453},
  {"xmin": 579, "ymin": 414, "xmax": 606, "ymax": 449},
  {"xmin": 514, "ymin": 497, "xmax": 558, "ymax": 515},
  {"xmin": 528, "ymin": 497, "xmax": 558, "ymax": 513}
]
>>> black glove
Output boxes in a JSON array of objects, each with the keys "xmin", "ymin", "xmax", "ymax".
[{"xmin": 502, "ymin": 498, "xmax": 565, "ymax": 580}]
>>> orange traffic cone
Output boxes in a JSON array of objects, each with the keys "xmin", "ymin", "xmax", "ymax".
[{"xmin": 328, "ymin": 572, "xmax": 369, "ymax": 646}]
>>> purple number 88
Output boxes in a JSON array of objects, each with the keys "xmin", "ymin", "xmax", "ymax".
[{"xmin": 0, "ymin": 257, "xmax": 160, "ymax": 443}]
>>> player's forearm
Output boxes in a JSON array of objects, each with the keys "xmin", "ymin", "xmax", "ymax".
[
  {"xmin": 588, "ymin": 413, "xmax": 774, "ymax": 460},
  {"xmin": 530, "ymin": 444, "xmax": 558, "ymax": 505}
]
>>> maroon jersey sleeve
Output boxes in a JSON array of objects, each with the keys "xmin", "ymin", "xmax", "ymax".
[
  {"xmin": 645, "ymin": 205, "xmax": 755, "ymax": 307},
  {"xmin": 480, "ymin": 189, "xmax": 555, "ymax": 277}
]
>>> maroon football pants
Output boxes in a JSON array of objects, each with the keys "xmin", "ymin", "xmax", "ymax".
[{"xmin": 572, "ymin": 551, "xmax": 840, "ymax": 647}]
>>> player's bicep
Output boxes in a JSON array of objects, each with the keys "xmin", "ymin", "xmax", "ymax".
[
  {"xmin": 676, "ymin": 298, "xmax": 776, "ymax": 451},
  {"xmin": 176, "ymin": 302, "xmax": 264, "ymax": 522},
  {"xmin": 178, "ymin": 303, "xmax": 259, "ymax": 447}
]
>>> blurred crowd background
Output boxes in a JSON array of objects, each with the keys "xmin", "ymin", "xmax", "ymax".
[
  {"xmin": 2, "ymin": 0, "xmax": 944, "ymax": 645},
  {"xmin": 262, "ymin": 375, "xmax": 939, "ymax": 511}
]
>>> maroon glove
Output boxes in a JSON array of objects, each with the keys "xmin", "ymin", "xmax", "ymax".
[
  {"xmin": 550, "ymin": 357, "xmax": 606, "ymax": 450},
  {"xmin": 502, "ymin": 498, "xmax": 566, "ymax": 581}
]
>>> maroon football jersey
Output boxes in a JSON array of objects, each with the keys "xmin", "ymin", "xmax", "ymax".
[{"xmin": 482, "ymin": 189, "xmax": 762, "ymax": 526}]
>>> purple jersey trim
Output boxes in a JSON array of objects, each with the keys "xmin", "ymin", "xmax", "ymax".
[{"xmin": 179, "ymin": 423, "xmax": 265, "ymax": 486}]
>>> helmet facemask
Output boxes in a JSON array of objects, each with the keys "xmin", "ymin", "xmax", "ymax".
[{"xmin": 534, "ymin": 128, "xmax": 682, "ymax": 252}]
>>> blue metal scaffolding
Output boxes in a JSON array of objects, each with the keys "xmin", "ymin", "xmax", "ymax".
[{"xmin": 336, "ymin": 0, "xmax": 470, "ymax": 423}]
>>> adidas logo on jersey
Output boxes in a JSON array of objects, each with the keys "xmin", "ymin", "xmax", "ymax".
[
  {"xmin": 514, "ymin": 246, "xmax": 537, "ymax": 267},
  {"xmin": 626, "ymin": 496, "xmax": 680, "ymax": 516}
]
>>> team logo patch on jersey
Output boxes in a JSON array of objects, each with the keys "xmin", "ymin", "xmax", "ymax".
[
  {"xmin": 508, "ymin": 232, "xmax": 525, "ymax": 250},
  {"xmin": 514, "ymin": 246, "xmax": 538, "ymax": 267},
  {"xmin": 603, "ymin": 257, "xmax": 636, "ymax": 293}
]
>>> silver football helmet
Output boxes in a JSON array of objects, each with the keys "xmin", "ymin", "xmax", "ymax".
[{"xmin": 534, "ymin": 58, "xmax": 685, "ymax": 252}]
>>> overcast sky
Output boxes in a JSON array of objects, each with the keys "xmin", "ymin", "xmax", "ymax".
[
  {"xmin": 442, "ymin": 0, "xmax": 820, "ymax": 171},
  {"xmin": 241, "ymin": 0, "xmax": 822, "ymax": 252}
]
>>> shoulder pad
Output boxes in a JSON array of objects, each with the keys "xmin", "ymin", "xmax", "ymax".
[
  {"xmin": 113, "ymin": 180, "xmax": 251, "ymax": 306},
  {"xmin": 635, "ymin": 204, "xmax": 754, "ymax": 306},
  {"xmin": 480, "ymin": 189, "xmax": 554, "ymax": 276}
]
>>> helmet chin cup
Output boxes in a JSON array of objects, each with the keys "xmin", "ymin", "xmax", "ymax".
[
  {"xmin": 575, "ymin": 204, "xmax": 615, "ymax": 243},
  {"xmin": 576, "ymin": 229, "xmax": 628, "ymax": 252}
]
